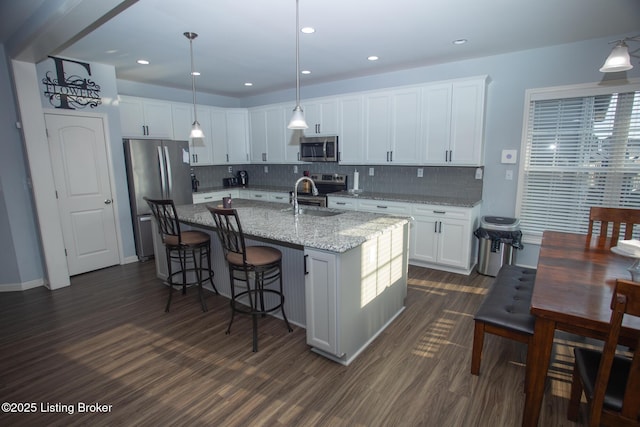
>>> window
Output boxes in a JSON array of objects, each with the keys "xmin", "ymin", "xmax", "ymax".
[{"xmin": 516, "ymin": 81, "xmax": 640, "ymax": 243}]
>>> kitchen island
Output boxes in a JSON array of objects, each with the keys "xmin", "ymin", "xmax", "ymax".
[{"xmin": 157, "ymin": 199, "xmax": 410, "ymax": 365}]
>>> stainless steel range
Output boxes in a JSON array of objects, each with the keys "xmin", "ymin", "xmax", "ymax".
[{"xmin": 291, "ymin": 173, "xmax": 347, "ymax": 207}]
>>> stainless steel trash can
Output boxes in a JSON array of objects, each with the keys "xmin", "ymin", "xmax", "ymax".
[{"xmin": 475, "ymin": 216, "xmax": 521, "ymax": 277}]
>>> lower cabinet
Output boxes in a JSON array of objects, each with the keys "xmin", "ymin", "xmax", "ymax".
[
  {"xmin": 192, "ymin": 189, "xmax": 239, "ymax": 205},
  {"xmin": 409, "ymin": 204, "xmax": 480, "ymax": 274},
  {"xmin": 304, "ymin": 221, "xmax": 408, "ymax": 365},
  {"xmin": 327, "ymin": 195, "xmax": 480, "ymax": 274}
]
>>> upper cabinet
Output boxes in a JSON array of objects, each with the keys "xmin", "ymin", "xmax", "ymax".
[
  {"xmin": 422, "ymin": 76, "xmax": 487, "ymax": 165},
  {"xmin": 249, "ymin": 105, "xmax": 300, "ymax": 163},
  {"xmin": 118, "ymin": 75, "xmax": 487, "ymax": 167},
  {"xmin": 303, "ymin": 98, "xmax": 338, "ymax": 136},
  {"xmin": 119, "ymin": 96, "xmax": 174, "ymax": 138},
  {"xmin": 173, "ymin": 102, "xmax": 249, "ymax": 166},
  {"xmin": 338, "ymin": 95, "xmax": 365, "ymax": 164},
  {"xmin": 364, "ymin": 88, "xmax": 422, "ymax": 164}
]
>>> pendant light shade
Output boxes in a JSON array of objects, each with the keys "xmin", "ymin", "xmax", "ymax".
[
  {"xmin": 185, "ymin": 31, "xmax": 205, "ymax": 142},
  {"xmin": 600, "ymin": 41, "xmax": 633, "ymax": 73},
  {"xmin": 288, "ymin": 0, "xmax": 308, "ymax": 130}
]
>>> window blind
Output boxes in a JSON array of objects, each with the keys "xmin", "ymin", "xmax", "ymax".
[{"xmin": 517, "ymin": 86, "xmax": 640, "ymax": 240}]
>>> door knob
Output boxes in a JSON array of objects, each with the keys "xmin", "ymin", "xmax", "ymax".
[{"xmin": 104, "ymin": 199, "xmax": 112, "ymax": 204}]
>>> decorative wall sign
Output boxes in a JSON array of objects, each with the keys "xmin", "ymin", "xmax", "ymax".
[{"xmin": 42, "ymin": 56, "xmax": 102, "ymax": 110}]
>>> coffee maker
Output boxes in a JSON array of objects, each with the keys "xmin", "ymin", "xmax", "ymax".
[
  {"xmin": 191, "ymin": 172, "xmax": 199, "ymax": 192},
  {"xmin": 237, "ymin": 170, "xmax": 248, "ymax": 187}
]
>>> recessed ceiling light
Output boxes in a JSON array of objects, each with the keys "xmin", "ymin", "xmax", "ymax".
[
  {"xmin": 191, "ymin": 71, "xmax": 201, "ymax": 76},
  {"xmin": 301, "ymin": 70, "xmax": 311, "ymax": 75},
  {"xmin": 301, "ymin": 27, "xmax": 315, "ymax": 34},
  {"xmin": 137, "ymin": 59, "xmax": 150, "ymax": 65},
  {"xmin": 244, "ymin": 82, "xmax": 253, "ymax": 86},
  {"xmin": 452, "ymin": 39, "xmax": 467, "ymax": 45},
  {"xmin": 367, "ymin": 56, "xmax": 379, "ymax": 61},
  {"xmin": 106, "ymin": 49, "xmax": 118, "ymax": 54}
]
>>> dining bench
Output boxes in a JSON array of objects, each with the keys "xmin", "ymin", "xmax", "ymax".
[{"xmin": 471, "ymin": 264, "xmax": 537, "ymax": 375}]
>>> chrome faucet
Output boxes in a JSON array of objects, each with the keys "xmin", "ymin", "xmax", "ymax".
[{"xmin": 293, "ymin": 176, "xmax": 318, "ymax": 215}]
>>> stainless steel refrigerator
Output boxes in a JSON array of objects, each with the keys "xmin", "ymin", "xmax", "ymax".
[{"xmin": 124, "ymin": 139, "xmax": 192, "ymax": 260}]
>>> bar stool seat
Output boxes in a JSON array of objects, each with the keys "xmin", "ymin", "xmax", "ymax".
[
  {"xmin": 145, "ymin": 197, "xmax": 217, "ymax": 312},
  {"xmin": 208, "ymin": 206, "xmax": 292, "ymax": 352}
]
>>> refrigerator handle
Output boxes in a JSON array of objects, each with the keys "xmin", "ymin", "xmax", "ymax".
[
  {"xmin": 157, "ymin": 146, "xmax": 167, "ymax": 198},
  {"xmin": 164, "ymin": 146, "xmax": 173, "ymax": 197}
]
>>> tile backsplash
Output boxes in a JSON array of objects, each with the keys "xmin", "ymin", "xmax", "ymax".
[{"xmin": 192, "ymin": 164, "xmax": 482, "ymax": 200}]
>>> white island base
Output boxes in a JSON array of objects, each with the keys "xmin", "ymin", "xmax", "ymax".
[{"xmin": 304, "ymin": 224, "xmax": 408, "ymax": 365}]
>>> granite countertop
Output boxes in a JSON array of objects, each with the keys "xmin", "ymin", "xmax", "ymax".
[
  {"xmin": 196, "ymin": 186, "xmax": 480, "ymax": 208},
  {"xmin": 176, "ymin": 199, "xmax": 409, "ymax": 253},
  {"xmin": 328, "ymin": 190, "xmax": 481, "ymax": 207}
]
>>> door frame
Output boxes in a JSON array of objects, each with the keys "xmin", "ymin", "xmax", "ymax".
[{"xmin": 44, "ymin": 110, "xmax": 126, "ymax": 276}]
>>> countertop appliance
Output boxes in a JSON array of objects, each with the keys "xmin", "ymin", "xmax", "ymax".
[
  {"xmin": 300, "ymin": 136, "xmax": 338, "ymax": 162},
  {"xmin": 124, "ymin": 139, "xmax": 192, "ymax": 260},
  {"xmin": 291, "ymin": 173, "xmax": 347, "ymax": 207},
  {"xmin": 237, "ymin": 170, "xmax": 248, "ymax": 187}
]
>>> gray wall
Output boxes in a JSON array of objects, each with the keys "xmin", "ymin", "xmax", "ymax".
[{"xmin": 0, "ymin": 44, "xmax": 44, "ymax": 286}]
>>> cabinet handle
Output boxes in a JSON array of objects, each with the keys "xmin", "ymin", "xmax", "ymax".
[
  {"xmin": 433, "ymin": 210, "xmax": 446, "ymax": 214},
  {"xmin": 389, "ymin": 151, "xmax": 393, "ymax": 162},
  {"xmin": 297, "ymin": 151, "xmax": 301, "ymax": 161},
  {"xmin": 439, "ymin": 221, "xmax": 442, "ymax": 233},
  {"xmin": 226, "ymin": 154, "xmax": 229, "ymax": 162},
  {"xmin": 255, "ymin": 194, "xmax": 263, "ymax": 198},
  {"xmin": 434, "ymin": 222, "xmax": 438, "ymax": 233},
  {"xmin": 377, "ymin": 205, "xmax": 388, "ymax": 209},
  {"xmin": 336, "ymin": 202, "xmax": 346, "ymax": 205},
  {"xmin": 449, "ymin": 150, "xmax": 453, "ymax": 162},
  {"xmin": 204, "ymin": 196, "xmax": 213, "ymax": 200},
  {"xmin": 304, "ymin": 254, "xmax": 309, "ymax": 275},
  {"xmin": 445, "ymin": 150, "xmax": 448, "ymax": 162}
]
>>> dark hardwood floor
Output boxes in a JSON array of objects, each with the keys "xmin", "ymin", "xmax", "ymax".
[{"xmin": 0, "ymin": 261, "xmax": 588, "ymax": 426}]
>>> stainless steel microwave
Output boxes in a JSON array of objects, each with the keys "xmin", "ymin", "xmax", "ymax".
[{"xmin": 300, "ymin": 136, "xmax": 338, "ymax": 162}]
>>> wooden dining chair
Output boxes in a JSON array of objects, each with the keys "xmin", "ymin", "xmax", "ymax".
[
  {"xmin": 567, "ymin": 278, "xmax": 640, "ymax": 426},
  {"xmin": 587, "ymin": 207, "xmax": 640, "ymax": 247}
]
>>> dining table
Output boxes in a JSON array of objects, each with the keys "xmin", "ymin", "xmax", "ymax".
[{"xmin": 523, "ymin": 230, "xmax": 640, "ymax": 427}]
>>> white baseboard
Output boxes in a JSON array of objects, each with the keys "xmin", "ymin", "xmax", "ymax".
[
  {"xmin": 0, "ymin": 278, "xmax": 45, "ymax": 292},
  {"xmin": 122, "ymin": 256, "xmax": 141, "ymax": 264}
]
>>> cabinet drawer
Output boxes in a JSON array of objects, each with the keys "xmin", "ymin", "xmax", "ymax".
[
  {"xmin": 269, "ymin": 192, "xmax": 290, "ymax": 204},
  {"xmin": 327, "ymin": 197, "xmax": 358, "ymax": 210},
  {"xmin": 358, "ymin": 200, "xmax": 410, "ymax": 215},
  {"xmin": 411, "ymin": 204, "xmax": 470, "ymax": 220},
  {"xmin": 192, "ymin": 192, "xmax": 219, "ymax": 204}
]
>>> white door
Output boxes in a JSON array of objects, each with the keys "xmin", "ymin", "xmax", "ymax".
[{"xmin": 45, "ymin": 113, "xmax": 120, "ymax": 275}]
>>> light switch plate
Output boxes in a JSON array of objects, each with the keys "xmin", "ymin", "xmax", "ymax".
[
  {"xmin": 417, "ymin": 168, "xmax": 423, "ymax": 178},
  {"xmin": 501, "ymin": 149, "xmax": 517, "ymax": 164}
]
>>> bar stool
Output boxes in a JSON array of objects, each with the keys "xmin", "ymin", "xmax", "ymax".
[
  {"xmin": 208, "ymin": 206, "xmax": 292, "ymax": 352},
  {"xmin": 145, "ymin": 197, "xmax": 217, "ymax": 312}
]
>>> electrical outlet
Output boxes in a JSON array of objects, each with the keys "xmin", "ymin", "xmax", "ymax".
[
  {"xmin": 368, "ymin": 167, "xmax": 375, "ymax": 176},
  {"xmin": 294, "ymin": 165, "xmax": 298, "ymax": 173},
  {"xmin": 417, "ymin": 168, "xmax": 423, "ymax": 178},
  {"xmin": 475, "ymin": 167, "xmax": 483, "ymax": 180},
  {"xmin": 264, "ymin": 165, "xmax": 269, "ymax": 173},
  {"xmin": 227, "ymin": 166, "xmax": 233, "ymax": 174},
  {"xmin": 505, "ymin": 169, "xmax": 513, "ymax": 180}
]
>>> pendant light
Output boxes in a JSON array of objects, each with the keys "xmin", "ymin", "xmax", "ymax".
[
  {"xmin": 599, "ymin": 36, "xmax": 639, "ymax": 73},
  {"xmin": 184, "ymin": 32, "xmax": 205, "ymax": 139},
  {"xmin": 288, "ymin": 0, "xmax": 308, "ymax": 129}
]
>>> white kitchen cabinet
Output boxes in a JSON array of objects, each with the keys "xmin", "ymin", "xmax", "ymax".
[
  {"xmin": 192, "ymin": 189, "xmax": 239, "ymax": 205},
  {"xmin": 422, "ymin": 76, "xmax": 487, "ymax": 165},
  {"xmin": 327, "ymin": 196, "xmax": 358, "ymax": 210},
  {"xmin": 119, "ymin": 96, "xmax": 174, "ymax": 138},
  {"xmin": 173, "ymin": 104, "xmax": 248, "ymax": 166},
  {"xmin": 241, "ymin": 190, "xmax": 272, "ymax": 202},
  {"xmin": 250, "ymin": 105, "xmax": 298, "ymax": 163},
  {"xmin": 357, "ymin": 199, "xmax": 411, "ymax": 215},
  {"xmin": 268, "ymin": 191, "xmax": 290, "ymax": 204},
  {"xmin": 173, "ymin": 103, "xmax": 210, "ymax": 165},
  {"xmin": 409, "ymin": 204, "xmax": 480, "ymax": 274},
  {"xmin": 303, "ymin": 98, "xmax": 338, "ymax": 136},
  {"xmin": 337, "ymin": 95, "xmax": 365, "ymax": 164},
  {"xmin": 304, "ymin": 221, "xmax": 408, "ymax": 365},
  {"xmin": 364, "ymin": 88, "xmax": 421, "ymax": 164},
  {"xmin": 225, "ymin": 109, "xmax": 250, "ymax": 164}
]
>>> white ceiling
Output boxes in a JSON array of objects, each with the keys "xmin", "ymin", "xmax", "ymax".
[{"xmin": 5, "ymin": 0, "xmax": 640, "ymax": 98}]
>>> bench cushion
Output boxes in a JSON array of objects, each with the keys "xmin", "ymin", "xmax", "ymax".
[{"xmin": 474, "ymin": 265, "xmax": 536, "ymax": 335}]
